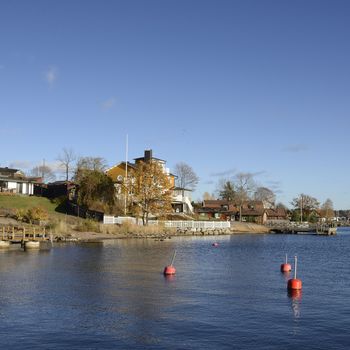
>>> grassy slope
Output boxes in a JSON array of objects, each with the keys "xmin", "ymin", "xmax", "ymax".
[{"xmin": 0, "ymin": 195, "xmax": 58, "ymax": 214}]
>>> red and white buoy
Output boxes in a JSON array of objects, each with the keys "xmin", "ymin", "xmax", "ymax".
[
  {"xmin": 280, "ymin": 254, "xmax": 292, "ymax": 272},
  {"xmin": 287, "ymin": 255, "xmax": 302, "ymax": 290},
  {"xmin": 164, "ymin": 250, "xmax": 177, "ymax": 275},
  {"xmin": 212, "ymin": 242, "xmax": 219, "ymax": 247}
]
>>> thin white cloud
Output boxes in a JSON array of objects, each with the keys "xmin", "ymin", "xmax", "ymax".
[
  {"xmin": 101, "ymin": 97, "xmax": 116, "ymax": 110},
  {"xmin": 282, "ymin": 144, "xmax": 309, "ymax": 153},
  {"xmin": 44, "ymin": 66, "xmax": 58, "ymax": 86},
  {"xmin": 210, "ymin": 168, "xmax": 236, "ymax": 177},
  {"xmin": 8, "ymin": 160, "xmax": 34, "ymax": 170},
  {"xmin": 7, "ymin": 160, "xmax": 64, "ymax": 174}
]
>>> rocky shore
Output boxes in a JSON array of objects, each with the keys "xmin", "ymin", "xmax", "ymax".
[{"xmin": 58, "ymin": 221, "xmax": 271, "ymax": 242}]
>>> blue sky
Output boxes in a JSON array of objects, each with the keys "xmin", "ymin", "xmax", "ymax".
[{"xmin": 1, "ymin": 0, "xmax": 350, "ymax": 209}]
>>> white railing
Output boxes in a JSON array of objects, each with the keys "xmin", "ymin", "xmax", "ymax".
[
  {"xmin": 103, "ymin": 216, "xmax": 137, "ymax": 225},
  {"xmin": 103, "ymin": 215, "xmax": 230, "ymax": 230},
  {"xmin": 163, "ymin": 220, "xmax": 230, "ymax": 230}
]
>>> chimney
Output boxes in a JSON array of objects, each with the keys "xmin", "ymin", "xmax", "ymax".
[{"xmin": 144, "ymin": 149, "xmax": 152, "ymax": 162}]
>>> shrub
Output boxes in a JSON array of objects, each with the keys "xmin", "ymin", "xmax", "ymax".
[
  {"xmin": 13, "ymin": 207, "xmax": 49, "ymax": 224},
  {"xmin": 26, "ymin": 207, "xmax": 49, "ymax": 223},
  {"xmin": 45, "ymin": 218, "xmax": 69, "ymax": 234},
  {"xmin": 14, "ymin": 209, "xmax": 27, "ymax": 222},
  {"xmin": 75, "ymin": 219, "xmax": 101, "ymax": 233}
]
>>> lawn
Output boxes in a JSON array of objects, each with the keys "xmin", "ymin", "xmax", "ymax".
[{"xmin": 0, "ymin": 195, "xmax": 59, "ymax": 214}]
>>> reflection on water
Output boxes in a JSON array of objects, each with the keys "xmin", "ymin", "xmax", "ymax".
[
  {"xmin": 0, "ymin": 233, "xmax": 349, "ymax": 349},
  {"xmin": 288, "ymin": 289, "xmax": 302, "ymax": 319}
]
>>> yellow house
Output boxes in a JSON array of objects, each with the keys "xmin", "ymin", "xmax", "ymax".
[
  {"xmin": 106, "ymin": 149, "xmax": 176, "ymax": 189},
  {"xmin": 105, "ymin": 161, "xmax": 136, "ymax": 184},
  {"xmin": 106, "ymin": 149, "xmax": 195, "ymax": 215}
]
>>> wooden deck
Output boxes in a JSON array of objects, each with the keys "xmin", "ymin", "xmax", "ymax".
[
  {"xmin": 0, "ymin": 225, "xmax": 51, "ymax": 242},
  {"xmin": 267, "ymin": 222, "xmax": 337, "ymax": 235}
]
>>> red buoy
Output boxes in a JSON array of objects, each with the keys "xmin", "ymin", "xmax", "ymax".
[
  {"xmin": 288, "ymin": 278, "xmax": 302, "ymax": 290},
  {"xmin": 288, "ymin": 256, "xmax": 302, "ymax": 290},
  {"xmin": 163, "ymin": 250, "xmax": 177, "ymax": 275},
  {"xmin": 164, "ymin": 265, "xmax": 176, "ymax": 275},
  {"xmin": 281, "ymin": 254, "xmax": 292, "ymax": 272},
  {"xmin": 212, "ymin": 242, "xmax": 219, "ymax": 247}
]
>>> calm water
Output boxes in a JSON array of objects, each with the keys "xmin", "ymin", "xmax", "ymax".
[{"xmin": 1, "ymin": 228, "xmax": 350, "ymax": 349}]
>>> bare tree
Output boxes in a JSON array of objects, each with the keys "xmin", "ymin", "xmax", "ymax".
[
  {"xmin": 234, "ymin": 172, "xmax": 256, "ymax": 221},
  {"xmin": 254, "ymin": 187, "xmax": 276, "ymax": 208},
  {"xmin": 57, "ymin": 148, "xmax": 76, "ymax": 181},
  {"xmin": 31, "ymin": 165, "xmax": 56, "ymax": 183},
  {"xmin": 174, "ymin": 162, "xmax": 199, "ymax": 190},
  {"xmin": 320, "ymin": 198, "xmax": 334, "ymax": 221},
  {"xmin": 74, "ymin": 156, "xmax": 108, "ymax": 182}
]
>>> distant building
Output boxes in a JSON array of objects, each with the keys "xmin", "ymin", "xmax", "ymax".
[
  {"xmin": 196, "ymin": 199, "xmax": 286, "ymax": 224},
  {"xmin": 197, "ymin": 200, "xmax": 238, "ymax": 221},
  {"xmin": 34, "ymin": 181, "xmax": 76, "ymax": 200},
  {"xmin": 0, "ymin": 167, "xmax": 41, "ymax": 195},
  {"xmin": 266, "ymin": 208, "xmax": 288, "ymax": 222},
  {"xmin": 240, "ymin": 201, "xmax": 266, "ymax": 224}
]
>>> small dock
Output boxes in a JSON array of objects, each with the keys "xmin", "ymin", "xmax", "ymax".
[
  {"xmin": 315, "ymin": 225, "xmax": 337, "ymax": 235},
  {"xmin": 0, "ymin": 225, "xmax": 51, "ymax": 243},
  {"xmin": 268, "ymin": 222, "xmax": 337, "ymax": 235}
]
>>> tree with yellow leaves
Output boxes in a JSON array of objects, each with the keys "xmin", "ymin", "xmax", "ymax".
[{"xmin": 130, "ymin": 161, "xmax": 173, "ymax": 225}]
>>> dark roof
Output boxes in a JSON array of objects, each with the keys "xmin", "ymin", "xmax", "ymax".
[
  {"xmin": 47, "ymin": 181, "xmax": 76, "ymax": 186},
  {"xmin": 0, "ymin": 176, "xmax": 40, "ymax": 184},
  {"xmin": 0, "ymin": 167, "xmax": 20, "ymax": 175},
  {"xmin": 134, "ymin": 156, "xmax": 165, "ymax": 162},
  {"xmin": 119, "ymin": 161, "xmax": 136, "ymax": 169}
]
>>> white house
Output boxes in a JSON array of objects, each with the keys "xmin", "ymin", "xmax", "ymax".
[
  {"xmin": 172, "ymin": 187, "xmax": 194, "ymax": 214},
  {"xmin": 0, "ymin": 167, "xmax": 40, "ymax": 195}
]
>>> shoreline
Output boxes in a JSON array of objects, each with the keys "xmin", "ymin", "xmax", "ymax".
[
  {"xmin": 0, "ymin": 216, "xmax": 271, "ymax": 243},
  {"xmin": 62, "ymin": 222, "xmax": 271, "ymax": 242}
]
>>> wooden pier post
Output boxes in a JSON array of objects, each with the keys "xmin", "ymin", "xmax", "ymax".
[
  {"xmin": 33, "ymin": 227, "xmax": 36, "ymax": 240},
  {"xmin": 2, "ymin": 227, "xmax": 4, "ymax": 240},
  {"xmin": 22, "ymin": 227, "xmax": 25, "ymax": 241},
  {"xmin": 12, "ymin": 227, "xmax": 15, "ymax": 240}
]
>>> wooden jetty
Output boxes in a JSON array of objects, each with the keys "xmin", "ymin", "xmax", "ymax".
[
  {"xmin": 0, "ymin": 225, "xmax": 51, "ymax": 243},
  {"xmin": 315, "ymin": 224, "xmax": 337, "ymax": 235},
  {"xmin": 268, "ymin": 222, "xmax": 337, "ymax": 235}
]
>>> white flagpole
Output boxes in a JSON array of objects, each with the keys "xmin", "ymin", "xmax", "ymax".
[{"xmin": 124, "ymin": 134, "xmax": 128, "ymax": 216}]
